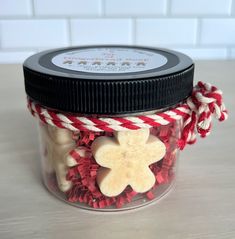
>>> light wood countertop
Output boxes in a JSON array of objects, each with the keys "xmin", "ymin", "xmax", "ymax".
[{"xmin": 0, "ymin": 61, "xmax": 234, "ymax": 239}]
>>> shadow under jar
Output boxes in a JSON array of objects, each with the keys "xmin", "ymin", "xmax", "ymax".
[{"xmin": 23, "ymin": 45, "xmax": 194, "ymax": 211}]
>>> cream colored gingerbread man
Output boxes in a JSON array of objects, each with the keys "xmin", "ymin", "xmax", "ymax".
[
  {"xmin": 40, "ymin": 124, "xmax": 76, "ymax": 192},
  {"xmin": 91, "ymin": 128, "xmax": 166, "ymax": 197}
]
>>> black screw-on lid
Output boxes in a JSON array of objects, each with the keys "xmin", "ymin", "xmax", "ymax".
[{"xmin": 23, "ymin": 45, "xmax": 194, "ymax": 115}]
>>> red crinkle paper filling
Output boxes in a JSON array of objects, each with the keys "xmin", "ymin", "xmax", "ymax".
[{"xmin": 51, "ymin": 123, "xmax": 179, "ymax": 209}]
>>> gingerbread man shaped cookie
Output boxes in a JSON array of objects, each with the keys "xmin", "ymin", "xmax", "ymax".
[
  {"xmin": 40, "ymin": 124, "xmax": 76, "ymax": 192},
  {"xmin": 91, "ymin": 128, "xmax": 166, "ymax": 197}
]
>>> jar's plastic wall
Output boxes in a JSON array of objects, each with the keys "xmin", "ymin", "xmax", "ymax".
[{"xmin": 37, "ymin": 117, "xmax": 182, "ymax": 211}]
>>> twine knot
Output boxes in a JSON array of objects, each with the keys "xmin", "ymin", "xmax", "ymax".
[{"xmin": 178, "ymin": 81, "xmax": 228, "ymax": 149}]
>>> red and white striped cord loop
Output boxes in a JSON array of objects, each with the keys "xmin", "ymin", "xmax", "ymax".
[
  {"xmin": 27, "ymin": 81, "xmax": 228, "ymax": 150},
  {"xmin": 178, "ymin": 81, "xmax": 228, "ymax": 149}
]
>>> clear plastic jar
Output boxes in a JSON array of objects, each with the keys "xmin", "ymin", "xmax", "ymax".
[
  {"xmin": 24, "ymin": 45, "xmax": 194, "ymax": 211},
  {"xmin": 37, "ymin": 112, "xmax": 182, "ymax": 211}
]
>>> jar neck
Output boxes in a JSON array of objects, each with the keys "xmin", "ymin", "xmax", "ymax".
[
  {"xmin": 31, "ymin": 97, "xmax": 182, "ymax": 118},
  {"xmin": 105, "ymin": 104, "xmax": 180, "ymax": 117}
]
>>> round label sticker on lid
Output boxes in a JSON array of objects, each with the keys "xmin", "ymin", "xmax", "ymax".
[{"xmin": 51, "ymin": 47, "xmax": 168, "ymax": 74}]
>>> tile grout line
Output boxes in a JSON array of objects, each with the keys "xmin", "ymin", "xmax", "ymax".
[
  {"xmin": 30, "ymin": 0, "xmax": 35, "ymax": 17},
  {"xmin": 0, "ymin": 47, "xmax": 38, "ymax": 51},
  {"xmin": 67, "ymin": 19, "xmax": 72, "ymax": 46},
  {"xmin": 101, "ymin": 0, "xmax": 106, "ymax": 17},
  {"xmin": 166, "ymin": 0, "xmax": 171, "ymax": 16},
  {"xmin": 1, "ymin": 45, "xmax": 234, "ymax": 52},
  {"xmin": 131, "ymin": 18, "xmax": 136, "ymax": 45},
  {"xmin": 229, "ymin": 0, "xmax": 233, "ymax": 16},
  {"xmin": 195, "ymin": 18, "xmax": 202, "ymax": 47},
  {"xmin": 0, "ymin": 24, "xmax": 3, "ymax": 50},
  {"xmin": 0, "ymin": 15, "xmax": 235, "ymax": 20},
  {"xmin": 227, "ymin": 48, "xmax": 232, "ymax": 59},
  {"xmin": 0, "ymin": 22, "xmax": 2, "ymax": 50}
]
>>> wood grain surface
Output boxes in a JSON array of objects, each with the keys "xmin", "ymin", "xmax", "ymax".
[{"xmin": 0, "ymin": 61, "xmax": 234, "ymax": 239}]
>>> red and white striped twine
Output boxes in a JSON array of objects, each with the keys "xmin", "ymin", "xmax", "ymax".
[{"xmin": 27, "ymin": 81, "xmax": 228, "ymax": 150}]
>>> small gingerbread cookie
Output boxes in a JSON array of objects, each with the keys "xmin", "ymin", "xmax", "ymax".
[
  {"xmin": 91, "ymin": 128, "xmax": 166, "ymax": 197},
  {"xmin": 40, "ymin": 124, "xmax": 76, "ymax": 192}
]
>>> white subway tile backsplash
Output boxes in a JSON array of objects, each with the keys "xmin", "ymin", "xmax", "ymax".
[
  {"xmin": 71, "ymin": 19, "xmax": 132, "ymax": 45},
  {"xmin": 34, "ymin": 0, "xmax": 101, "ymax": 16},
  {"xmin": 136, "ymin": 19, "xmax": 197, "ymax": 45},
  {"xmin": 200, "ymin": 19, "xmax": 235, "ymax": 45},
  {"xmin": 0, "ymin": 51, "xmax": 35, "ymax": 63},
  {"xmin": 105, "ymin": 0, "xmax": 166, "ymax": 16},
  {"xmin": 174, "ymin": 48, "xmax": 228, "ymax": 59},
  {"xmin": 0, "ymin": 0, "xmax": 234, "ymax": 63},
  {"xmin": 1, "ymin": 20, "xmax": 69, "ymax": 48},
  {"xmin": 0, "ymin": 0, "xmax": 32, "ymax": 17},
  {"xmin": 171, "ymin": 0, "xmax": 231, "ymax": 15}
]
